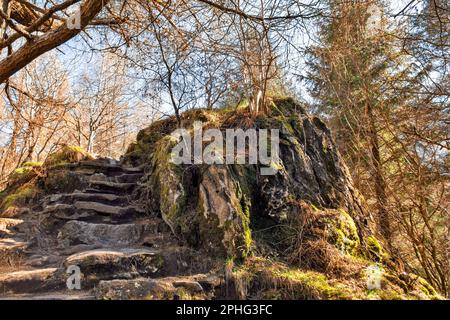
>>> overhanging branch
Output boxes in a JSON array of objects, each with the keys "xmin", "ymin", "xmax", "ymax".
[{"xmin": 0, "ymin": 0, "xmax": 110, "ymax": 83}]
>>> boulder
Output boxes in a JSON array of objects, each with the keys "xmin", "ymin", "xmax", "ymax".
[{"xmin": 135, "ymin": 99, "xmax": 374, "ymax": 259}]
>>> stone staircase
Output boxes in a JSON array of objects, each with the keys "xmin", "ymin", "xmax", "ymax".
[{"xmin": 0, "ymin": 159, "xmax": 221, "ymax": 300}]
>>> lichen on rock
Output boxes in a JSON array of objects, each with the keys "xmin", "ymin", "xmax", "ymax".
[{"xmin": 142, "ymin": 132, "xmax": 253, "ymax": 258}]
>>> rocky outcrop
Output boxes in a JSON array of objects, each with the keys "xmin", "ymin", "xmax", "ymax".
[
  {"xmin": 121, "ymin": 98, "xmax": 442, "ymax": 300},
  {"xmin": 130, "ymin": 98, "xmax": 374, "ymax": 259}
]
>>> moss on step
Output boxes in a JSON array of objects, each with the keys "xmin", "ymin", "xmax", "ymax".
[
  {"xmin": 416, "ymin": 277, "xmax": 440, "ymax": 299},
  {"xmin": 1, "ymin": 147, "xmax": 94, "ymax": 216},
  {"xmin": 230, "ymin": 179, "xmax": 252, "ymax": 258}
]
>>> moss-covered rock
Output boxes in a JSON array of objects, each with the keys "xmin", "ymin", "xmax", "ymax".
[
  {"xmin": 128, "ymin": 99, "xmax": 376, "ymax": 261},
  {"xmin": 229, "ymin": 256, "xmax": 442, "ymax": 300},
  {"xmin": 4, "ymin": 161, "xmax": 43, "ymax": 187},
  {"xmin": 197, "ymin": 166, "xmax": 252, "ymax": 258},
  {"xmin": 42, "ymin": 170, "xmax": 87, "ymax": 194},
  {"xmin": 331, "ymin": 209, "xmax": 360, "ymax": 255},
  {"xmin": 143, "ymin": 133, "xmax": 252, "ymax": 258},
  {"xmin": 366, "ymin": 235, "xmax": 390, "ymax": 262},
  {"xmin": 229, "ymin": 257, "xmax": 353, "ymax": 299},
  {"xmin": 122, "ymin": 98, "xmax": 442, "ymax": 299},
  {"xmin": 0, "ymin": 146, "xmax": 91, "ymax": 216},
  {"xmin": 44, "ymin": 146, "xmax": 93, "ymax": 167},
  {"xmin": 0, "ymin": 185, "xmax": 37, "ymax": 215}
]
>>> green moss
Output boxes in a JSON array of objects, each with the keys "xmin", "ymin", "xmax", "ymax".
[
  {"xmin": 233, "ymin": 257, "xmax": 352, "ymax": 300},
  {"xmin": 21, "ymin": 161, "xmax": 43, "ymax": 168},
  {"xmin": 322, "ymin": 137, "xmax": 330, "ymax": 154},
  {"xmin": 265, "ymin": 87, "xmax": 290, "ymax": 100},
  {"xmin": 151, "ymin": 136, "xmax": 187, "ymax": 231},
  {"xmin": 282, "ymin": 121, "xmax": 295, "ymax": 135},
  {"xmin": 44, "ymin": 146, "xmax": 93, "ymax": 167},
  {"xmin": 366, "ymin": 289, "xmax": 405, "ymax": 300},
  {"xmin": 236, "ymin": 98, "xmax": 250, "ymax": 110},
  {"xmin": 0, "ymin": 186, "xmax": 36, "ymax": 211},
  {"xmin": 174, "ymin": 288, "xmax": 200, "ymax": 300},
  {"xmin": 232, "ymin": 175, "xmax": 253, "ymax": 258},
  {"xmin": 13, "ymin": 162, "xmax": 43, "ymax": 175},
  {"xmin": 2, "ymin": 162, "xmax": 41, "ymax": 187},
  {"xmin": 417, "ymin": 277, "xmax": 440, "ymax": 299},
  {"xmin": 326, "ymin": 209, "xmax": 360, "ymax": 256},
  {"xmin": 272, "ymin": 97, "xmax": 301, "ymax": 116},
  {"xmin": 366, "ymin": 235, "xmax": 389, "ymax": 262},
  {"xmin": 123, "ymin": 142, "xmax": 147, "ymax": 165},
  {"xmin": 274, "ymin": 268, "xmax": 350, "ymax": 299}
]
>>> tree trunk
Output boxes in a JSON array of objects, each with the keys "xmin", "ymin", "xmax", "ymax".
[{"xmin": 366, "ymin": 102, "xmax": 391, "ymax": 243}]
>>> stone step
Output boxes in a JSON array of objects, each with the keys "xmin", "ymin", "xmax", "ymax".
[
  {"xmin": 88, "ymin": 181, "xmax": 135, "ymax": 193},
  {"xmin": 0, "ymin": 218, "xmax": 24, "ymax": 230},
  {"xmin": 57, "ymin": 220, "xmax": 156, "ymax": 247},
  {"xmin": 76, "ymin": 161, "xmax": 144, "ymax": 174},
  {"xmin": 73, "ymin": 201, "xmax": 143, "ymax": 217},
  {"xmin": 89, "ymin": 173, "xmax": 143, "ymax": 184},
  {"xmin": 63, "ymin": 248, "xmax": 164, "ymax": 288},
  {"xmin": 88, "ymin": 173, "xmax": 109, "ymax": 183},
  {"xmin": 50, "ymin": 161, "xmax": 143, "ymax": 177},
  {"xmin": 41, "ymin": 203, "xmax": 91, "ymax": 221},
  {"xmin": 0, "ymin": 268, "xmax": 63, "ymax": 294},
  {"xmin": 41, "ymin": 202, "xmax": 143, "ymax": 222},
  {"xmin": 27, "ymin": 254, "xmax": 64, "ymax": 268},
  {"xmin": 62, "ymin": 246, "xmax": 193, "ymax": 289},
  {"xmin": 0, "ymin": 238, "xmax": 28, "ymax": 271},
  {"xmin": 0, "ymin": 291, "xmax": 95, "ymax": 300},
  {"xmin": 84, "ymin": 188, "xmax": 118, "ymax": 195},
  {"xmin": 1, "ymin": 246, "xmax": 194, "ymax": 295},
  {"xmin": 0, "ymin": 207, "xmax": 31, "ymax": 219},
  {"xmin": 120, "ymin": 166, "xmax": 145, "ymax": 174},
  {"xmin": 114, "ymin": 173, "xmax": 144, "ymax": 184},
  {"xmin": 94, "ymin": 274, "xmax": 222, "ymax": 300},
  {"xmin": 46, "ymin": 193, "xmax": 128, "ymax": 206},
  {"xmin": 43, "ymin": 203, "xmax": 75, "ymax": 215},
  {"xmin": 59, "ymin": 244, "xmax": 103, "ymax": 256},
  {"xmin": 60, "ymin": 221, "xmax": 170, "ymax": 249},
  {"xmin": 0, "ymin": 238, "xmax": 29, "ymax": 255},
  {"xmin": 74, "ymin": 201, "xmax": 124, "ymax": 216}
]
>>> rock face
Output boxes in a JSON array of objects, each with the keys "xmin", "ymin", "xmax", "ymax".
[{"xmin": 130, "ymin": 98, "xmax": 374, "ymax": 258}]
